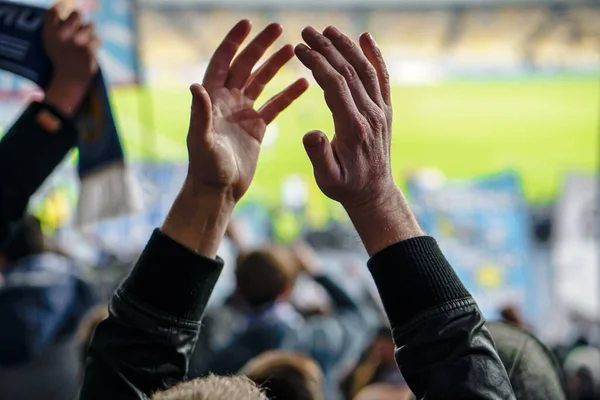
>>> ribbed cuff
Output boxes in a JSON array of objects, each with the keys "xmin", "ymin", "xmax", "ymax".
[
  {"xmin": 120, "ymin": 229, "xmax": 224, "ymax": 322},
  {"xmin": 368, "ymin": 236, "xmax": 471, "ymax": 329}
]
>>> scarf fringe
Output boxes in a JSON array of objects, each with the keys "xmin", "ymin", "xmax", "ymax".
[{"xmin": 75, "ymin": 162, "xmax": 142, "ymax": 227}]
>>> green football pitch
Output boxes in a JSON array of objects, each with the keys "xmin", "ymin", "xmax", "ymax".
[{"xmin": 110, "ymin": 75, "xmax": 598, "ymax": 209}]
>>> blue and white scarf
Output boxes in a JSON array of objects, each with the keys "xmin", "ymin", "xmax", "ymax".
[{"xmin": 0, "ymin": 1, "xmax": 141, "ymax": 226}]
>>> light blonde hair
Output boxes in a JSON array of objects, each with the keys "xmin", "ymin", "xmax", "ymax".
[
  {"xmin": 151, "ymin": 375, "xmax": 267, "ymax": 400},
  {"xmin": 242, "ymin": 351, "xmax": 324, "ymax": 400}
]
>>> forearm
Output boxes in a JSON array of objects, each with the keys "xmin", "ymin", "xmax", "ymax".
[
  {"xmin": 367, "ymin": 237, "xmax": 514, "ymax": 399},
  {"xmin": 161, "ymin": 179, "xmax": 235, "ymax": 259},
  {"xmin": 81, "ymin": 230, "xmax": 225, "ymax": 399},
  {"xmin": 344, "ymin": 187, "xmax": 424, "ymax": 257},
  {"xmin": 313, "ymin": 275, "xmax": 358, "ymax": 311}
]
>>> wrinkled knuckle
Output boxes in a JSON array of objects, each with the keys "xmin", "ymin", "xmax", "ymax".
[
  {"xmin": 331, "ymin": 73, "xmax": 346, "ymax": 89},
  {"xmin": 315, "ymin": 35, "xmax": 332, "ymax": 49},
  {"xmin": 354, "ymin": 119, "xmax": 370, "ymax": 141},
  {"xmin": 366, "ymin": 109, "xmax": 386, "ymax": 131},
  {"xmin": 363, "ymin": 63, "xmax": 378, "ymax": 82},
  {"xmin": 340, "ymin": 65, "xmax": 357, "ymax": 83},
  {"xmin": 340, "ymin": 35, "xmax": 355, "ymax": 49},
  {"xmin": 381, "ymin": 67, "xmax": 390, "ymax": 82}
]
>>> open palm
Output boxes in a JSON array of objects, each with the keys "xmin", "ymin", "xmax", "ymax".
[{"xmin": 187, "ymin": 21, "xmax": 308, "ymax": 201}]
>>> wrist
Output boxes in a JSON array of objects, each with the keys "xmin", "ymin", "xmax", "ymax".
[
  {"xmin": 160, "ymin": 179, "xmax": 236, "ymax": 259},
  {"xmin": 344, "ymin": 186, "xmax": 425, "ymax": 257},
  {"xmin": 44, "ymin": 77, "xmax": 91, "ymax": 117}
]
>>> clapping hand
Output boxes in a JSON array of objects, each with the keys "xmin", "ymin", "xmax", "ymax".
[
  {"xmin": 295, "ymin": 27, "xmax": 423, "ymax": 255},
  {"xmin": 163, "ymin": 21, "xmax": 308, "ymax": 257},
  {"xmin": 186, "ymin": 20, "xmax": 309, "ymax": 203}
]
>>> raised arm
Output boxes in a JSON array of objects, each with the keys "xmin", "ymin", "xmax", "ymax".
[
  {"xmin": 80, "ymin": 20, "xmax": 307, "ymax": 400},
  {"xmin": 296, "ymin": 26, "xmax": 515, "ymax": 399},
  {"xmin": 0, "ymin": 7, "xmax": 97, "ymax": 249}
]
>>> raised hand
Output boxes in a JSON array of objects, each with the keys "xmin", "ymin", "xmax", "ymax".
[
  {"xmin": 43, "ymin": 6, "xmax": 100, "ymax": 116},
  {"xmin": 295, "ymin": 27, "xmax": 423, "ymax": 256},
  {"xmin": 162, "ymin": 21, "xmax": 307, "ymax": 258},
  {"xmin": 295, "ymin": 26, "xmax": 393, "ymax": 210},
  {"xmin": 187, "ymin": 20, "xmax": 308, "ymax": 202}
]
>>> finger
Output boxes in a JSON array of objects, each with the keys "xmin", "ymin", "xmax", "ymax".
[
  {"xmin": 359, "ymin": 33, "xmax": 391, "ymax": 107},
  {"xmin": 89, "ymin": 35, "xmax": 102, "ymax": 52},
  {"xmin": 189, "ymin": 84, "xmax": 213, "ymax": 143},
  {"xmin": 43, "ymin": 5, "xmax": 61, "ymax": 37},
  {"xmin": 226, "ymin": 23, "xmax": 283, "ymax": 90},
  {"xmin": 258, "ymin": 78, "xmax": 309, "ymax": 125},
  {"xmin": 203, "ymin": 20, "xmax": 252, "ymax": 90},
  {"xmin": 74, "ymin": 23, "xmax": 94, "ymax": 46},
  {"xmin": 59, "ymin": 11, "xmax": 82, "ymax": 41},
  {"xmin": 295, "ymin": 43, "xmax": 362, "ymax": 132},
  {"xmin": 303, "ymin": 130, "xmax": 341, "ymax": 183},
  {"xmin": 244, "ymin": 44, "xmax": 294, "ymax": 101},
  {"xmin": 323, "ymin": 26, "xmax": 384, "ymax": 107},
  {"xmin": 301, "ymin": 26, "xmax": 373, "ymax": 111}
]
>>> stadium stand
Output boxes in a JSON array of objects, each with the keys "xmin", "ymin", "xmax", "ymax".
[
  {"xmin": 449, "ymin": 7, "xmax": 548, "ymax": 70},
  {"xmin": 366, "ymin": 10, "xmax": 450, "ymax": 59},
  {"xmin": 138, "ymin": 4, "xmax": 600, "ymax": 83}
]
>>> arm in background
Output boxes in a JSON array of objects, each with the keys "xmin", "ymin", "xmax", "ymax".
[{"xmin": 0, "ymin": 6, "xmax": 97, "ymax": 249}]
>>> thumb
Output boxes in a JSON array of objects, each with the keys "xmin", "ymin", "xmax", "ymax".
[
  {"xmin": 303, "ymin": 130, "xmax": 339, "ymax": 181},
  {"xmin": 189, "ymin": 84, "xmax": 212, "ymax": 140}
]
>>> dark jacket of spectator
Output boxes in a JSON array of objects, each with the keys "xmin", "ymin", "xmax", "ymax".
[
  {"xmin": 80, "ymin": 230, "xmax": 515, "ymax": 399},
  {"xmin": 487, "ymin": 321, "xmax": 566, "ymax": 400},
  {"xmin": 0, "ymin": 102, "xmax": 77, "ymax": 250},
  {"xmin": 0, "ymin": 251, "xmax": 95, "ymax": 366},
  {"xmin": 0, "ymin": 216, "xmax": 96, "ymax": 400}
]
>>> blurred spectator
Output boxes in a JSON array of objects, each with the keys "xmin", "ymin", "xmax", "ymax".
[
  {"xmin": 487, "ymin": 321, "xmax": 566, "ymax": 400},
  {"xmin": 193, "ymin": 240, "xmax": 377, "ymax": 398},
  {"xmin": 353, "ymin": 383, "xmax": 413, "ymax": 400},
  {"xmin": 562, "ymin": 341, "xmax": 600, "ymax": 400},
  {"xmin": 500, "ymin": 305, "xmax": 528, "ymax": 329},
  {"xmin": 340, "ymin": 327, "xmax": 407, "ymax": 399},
  {"xmin": 242, "ymin": 351, "xmax": 324, "ymax": 400},
  {"xmin": 0, "ymin": 214, "xmax": 96, "ymax": 400}
]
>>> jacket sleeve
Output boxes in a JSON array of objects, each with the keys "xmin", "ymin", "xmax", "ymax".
[
  {"xmin": 80, "ymin": 229, "xmax": 224, "ymax": 400},
  {"xmin": 0, "ymin": 102, "xmax": 77, "ymax": 249},
  {"xmin": 296, "ymin": 274, "xmax": 378, "ymax": 372},
  {"xmin": 368, "ymin": 236, "xmax": 516, "ymax": 400}
]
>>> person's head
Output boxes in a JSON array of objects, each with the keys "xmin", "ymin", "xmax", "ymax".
[
  {"xmin": 499, "ymin": 305, "xmax": 526, "ymax": 329},
  {"xmin": 151, "ymin": 375, "xmax": 267, "ymax": 400},
  {"xmin": 563, "ymin": 344, "xmax": 600, "ymax": 400},
  {"xmin": 235, "ymin": 245, "xmax": 300, "ymax": 308},
  {"xmin": 354, "ymin": 384, "xmax": 413, "ymax": 400},
  {"xmin": 1, "ymin": 214, "xmax": 45, "ymax": 269},
  {"xmin": 242, "ymin": 351, "xmax": 323, "ymax": 400},
  {"xmin": 487, "ymin": 321, "xmax": 566, "ymax": 400}
]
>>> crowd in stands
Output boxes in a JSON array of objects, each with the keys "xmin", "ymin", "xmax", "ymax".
[{"xmin": 2, "ymin": 4, "xmax": 600, "ymax": 400}]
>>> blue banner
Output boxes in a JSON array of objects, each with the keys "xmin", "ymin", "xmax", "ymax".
[{"xmin": 408, "ymin": 171, "xmax": 535, "ymax": 321}]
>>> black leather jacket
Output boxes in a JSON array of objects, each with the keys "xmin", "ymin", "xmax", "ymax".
[{"xmin": 79, "ymin": 231, "xmax": 515, "ymax": 399}]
